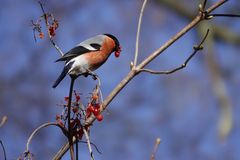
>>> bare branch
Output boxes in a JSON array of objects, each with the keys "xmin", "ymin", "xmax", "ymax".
[
  {"xmin": 0, "ymin": 116, "xmax": 7, "ymax": 128},
  {"xmin": 67, "ymin": 78, "xmax": 76, "ymax": 160},
  {"xmin": 156, "ymin": 0, "xmax": 240, "ymax": 45},
  {"xmin": 150, "ymin": 138, "xmax": 161, "ymax": 160},
  {"xmin": 78, "ymin": 141, "xmax": 102, "ymax": 155},
  {"xmin": 25, "ymin": 122, "xmax": 66, "ymax": 152},
  {"xmin": 208, "ymin": 13, "xmax": 240, "ymax": 18},
  {"xmin": 0, "ymin": 140, "xmax": 7, "ymax": 160},
  {"xmin": 134, "ymin": 0, "xmax": 148, "ymax": 66},
  {"xmin": 83, "ymin": 128, "xmax": 94, "ymax": 160},
  {"xmin": 75, "ymin": 140, "xmax": 79, "ymax": 160},
  {"xmin": 139, "ymin": 29, "xmax": 209, "ymax": 75},
  {"xmin": 53, "ymin": 137, "xmax": 75, "ymax": 160},
  {"xmin": 205, "ymin": 0, "xmax": 228, "ymax": 14},
  {"xmin": 52, "ymin": 137, "xmax": 102, "ymax": 160},
  {"xmin": 38, "ymin": 1, "xmax": 64, "ymax": 56},
  {"xmin": 202, "ymin": 0, "xmax": 208, "ymax": 10}
]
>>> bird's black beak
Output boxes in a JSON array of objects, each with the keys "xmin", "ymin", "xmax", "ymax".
[{"xmin": 114, "ymin": 45, "xmax": 122, "ymax": 58}]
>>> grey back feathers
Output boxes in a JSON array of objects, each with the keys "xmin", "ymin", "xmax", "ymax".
[
  {"xmin": 55, "ymin": 35, "xmax": 106, "ymax": 62},
  {"xmin": 77, "ymin": 35, "xmax": 106, "ymax": 51}
]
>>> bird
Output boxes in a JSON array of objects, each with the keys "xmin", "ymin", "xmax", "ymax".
[{"xmin": 52, "ymin": 34, "xmax": 121, "ymax": 88}]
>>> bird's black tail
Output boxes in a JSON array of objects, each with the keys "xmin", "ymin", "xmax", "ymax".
[{"xmin": 52, "ymin": 67, "xmax": 68, "ymax": 88}]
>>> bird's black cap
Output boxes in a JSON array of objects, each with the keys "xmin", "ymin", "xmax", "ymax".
[{"xmin": 104, "ymin": 34, "xmax": 120, "ymax": 51}]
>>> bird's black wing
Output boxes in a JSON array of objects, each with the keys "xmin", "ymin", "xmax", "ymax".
[
  {"xmin": 90, "ymin": 43, "xmax": 101, "ymax": 50},
  {"xmin": 55, "ymin": 43, "xmax": 102, "ymax": 62},
  {"xmin": 55, "ymin": 46, "xmax": 90, "ymax": 62}
]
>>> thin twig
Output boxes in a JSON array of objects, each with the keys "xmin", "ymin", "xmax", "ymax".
[
  {"xmin": 68, "ymin": 78, "xmax": 75, "ymax": 160},
  {"xmin": 38, "ymin": 1, "xmax": 64, "ymax": 56},
  {"xmin": 202, "ymin": 0, "xmax": 208, "ymax": 10},
  {"xmin": 0, "ymin": 116, "xmax": 7, "ymax": 128},
  {"xmin": 83, "ymin": 128, "xmax": 94, "ymax": 160},
  {"xmin": 78, "ymin": 140, "xmax": 102, "ymax": 154},
  {"xmin": 94, "ymin": 76, "xmax": 104, "ymax": 104},
  {"xmin": 208, "ymin": 13, "xmax": 240, "ymax": 18},
  {"xmin": 150, "ymin": 138, "xmax": 161, "ymax": 160},
  {"xmin": 205, "ymin": 0, "xmax": 228, "ymax": 14},
  {"xmin": 139, "ymin": 29, "xmax": 209, "ymax": 74},
  {"xmin": 134, "ymin": 0, "xmax": 148, "ymax": 66},
  {"xmin": 52, "ymin": 137, "xmax": 102, "ymax": 160},
  {"xmin": 25, "ymin": 122, "xmax": 64, "ymax": 152},
  {"xmin": 0, "ymin": 140, "xmax": 7, "ymax": 160},
  {"xmin": 76, "ymin": 140, "xmax": 79, "ymax": 160},
  {"xmin": 52, "ymin": 136, "xmax": 76, "ymax": 160}
]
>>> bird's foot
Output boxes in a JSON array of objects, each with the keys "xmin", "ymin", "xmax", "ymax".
[{"xmin": 86, "ymin": 70, "xmax": 98, "ymax": 80}]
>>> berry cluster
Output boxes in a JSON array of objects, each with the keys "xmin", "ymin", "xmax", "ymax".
[
  {"xmin": 31, "ymin": 12, "xmax": 59, "ymax": 40},
  {"xmin": 86, "ymin": 103, "xmax": 103, "ymax": 121},
  {"xmin": 55, "ymin": 88, "xmax": 103, "ymax": 140},
  {"xmin": 86, "ymin": 90, "xmax": 103, "ymax": 121},
  {"xmin": 48, "ymin": 19, "xmax": 59, "ymax": 37},
  {"xmin": 56, "ymin": 91, "xmax": 83, "ymax": 139}
]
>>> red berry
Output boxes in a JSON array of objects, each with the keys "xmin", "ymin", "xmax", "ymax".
[
  {"xmin": 72, "ymin": 107, "xmax": 78, "ymax": 113},
  {"xmin": 49, "ymin": 26, "xmax": 55, "ymax": 37},
  {"xmin": 86, "ymin": 110, "xmax": 91, "ymax": 118},
  {"xmin": 115, "ymin": 51, "xmax": 120, "ymax": 58},
  {"xmin": 92, "ymin": 94, "xmax": 98, "ymax": 100},
  {"xmin": 89, "ymin": 105, "xmax": 95, "ymax": 112},
  {"xmin": 86, "ymin": 106, "xmax": 93, "ymax": 118},
  {"xmin": 94, "ymin": 103, "xmax": 100, "ymax": 109},
  {"xmin": 39, "ymin": 32, "xmax": 44, "ymax": 39},
  {"xmin": 76, "ymin": 95, "xmax": 80, "ymax": 101},
  {"xmin": 93, "ymin": 108, "xmax": 100, "ymax": 116},
  {"xmin": 96, "ymin": 114, "xmax": 103, "ymax": 121},
  {"xmin": 56, "ymin": 114, "xmax": 61, "ymax": 120},
  {"xmin": 64, "ymin": 96, "xmax": 69, "ymax": 102}
]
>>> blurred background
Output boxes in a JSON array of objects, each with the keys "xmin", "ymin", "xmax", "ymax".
[{"xmin": 0, "ymin": 0, "xmax": 240, "ymax": 159}]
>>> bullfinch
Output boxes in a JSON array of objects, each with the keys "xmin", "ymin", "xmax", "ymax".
[{"xmin": 52, "ymin": 34, "xmax": 121, "ymax": 88}]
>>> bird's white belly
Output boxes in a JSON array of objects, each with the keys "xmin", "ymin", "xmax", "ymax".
[{"xmin": 66, "ymin": 55, "xmax": 89, "ymax": 76}]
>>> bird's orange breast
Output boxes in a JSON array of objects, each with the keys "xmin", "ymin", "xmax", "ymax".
[{"xmin": 84, "ymin": 37, "xmax": 115, "ymax": 70}]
